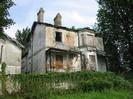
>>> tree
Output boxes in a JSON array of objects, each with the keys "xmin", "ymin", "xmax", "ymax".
[
  {"xmin": 15, "ymin": 27, "xmax": 31, "ymax": 47},
  {"xmin": 96, "ymin": 0, "xmax": 133, "ymax": 72},
  {"xmin": 0, "ymin": 0, "xmax": 15, "ymax": 34},
  {"xmin": 15, "ymin": 27, "xmax": 31, "ymax": 56}
]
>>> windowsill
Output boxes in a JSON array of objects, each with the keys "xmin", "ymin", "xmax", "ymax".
[{"xmin": 56, "ymin": 42, "xmax": 63, "ymax": 44}]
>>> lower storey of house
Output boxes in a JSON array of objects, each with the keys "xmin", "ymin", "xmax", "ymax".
[
  {"xmin": 46, "ymin": 48, "xmax": 81, "ymax": 72},
  {"xmin": 45, "ymin": 48, "xmax": 107, "ymax": 72},
  {"xmin": 22, "ymin": 49, "xmax": 107, "ymax": 73}
]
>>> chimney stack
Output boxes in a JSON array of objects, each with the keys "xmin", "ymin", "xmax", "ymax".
[
  {"xmin": 54, "ymin": 13, "xmax": 62, "ymax": 27},
  {"xmin": 37, "ymin": 8, "xmax": 44, "ymax": 22}
]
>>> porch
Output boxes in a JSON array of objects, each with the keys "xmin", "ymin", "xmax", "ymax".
[{"xmin": 45, "ymin": 48, "xmax": 81, "ymax": 72}]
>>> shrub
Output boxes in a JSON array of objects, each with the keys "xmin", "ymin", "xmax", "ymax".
[
  {"xmin": 7, "ymin": 71, "xmax": 132, "ymax": 96},
  {"xmin": 80, "ymin": 79, "xmax": 113, "ymax": 92}
]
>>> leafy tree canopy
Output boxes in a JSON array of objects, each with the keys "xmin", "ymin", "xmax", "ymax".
[
  {"xmin": 0, "ymin": 0, "xmax": 15, "ymax": 34},
  {"xmin": 15, "ymin": 27, "xmax": 31, "ymax": 47},
  {"xmin": 96, "ymin": 0, "xmax": 133, "ymax": 72}
]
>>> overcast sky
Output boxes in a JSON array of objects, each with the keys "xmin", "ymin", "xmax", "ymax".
[{"xmin": 4, "ymin": 0, "xmax": 99, "ymax": 38}]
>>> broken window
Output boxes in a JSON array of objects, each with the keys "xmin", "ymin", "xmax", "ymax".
[
  {"xmin": 55, "ymin": 55, "xmax": 63, "ymax": 68},
  {"xmin": 55, "ymin": 32, "xmax": 62, "ymax": 42}
]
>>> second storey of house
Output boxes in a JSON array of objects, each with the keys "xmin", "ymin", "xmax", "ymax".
[
  {"xmin": 30, "ymin": 8, "xmax": 105, "ymax": 55},
  {"xmin": 45, "ymin": 24, "xmax": 78, "ymax": 50}
]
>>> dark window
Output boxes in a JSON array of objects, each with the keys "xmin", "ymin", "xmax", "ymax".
[{"xmin": 55, "ymin": 32, "xmax": 62, "ymax": 42}]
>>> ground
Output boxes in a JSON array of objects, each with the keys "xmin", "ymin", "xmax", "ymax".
[{"xmin": 51, "ymin": 90, "xmax": 133, "ymax": 99}]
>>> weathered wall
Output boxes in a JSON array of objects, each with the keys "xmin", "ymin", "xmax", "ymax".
[
  {"xmin": 22, "ymin": 23, "xmax": 106, "ymax": 73},
  {"xmin": 0, "ymin": 39, "xmax": 21, "ymax": 74},
  {"xmin": 45, "ymin": 27, "xmax": 78, "ymax": 49},
  {"xmin": 46, "ymin": 52, "xmax": 81, "ymax": 72},
  {"xmin": 95, "ymin": 37, "xmax": 104, "ymax": 50},
  {"xmin": 80, "ymin": 47, "xmax": 98, "ymax": 71},
  {"xmin": 71, "ymin": 54, "xmax": 81, "ymax": 71},
  {"xmin": 78, "ymin": 31, "xmax": 95, "ymax": 47},
  {"xmin": 32, "ymin": 24, "xmax": 46, "ymax": 73},
  {"xmin": 97, "ymin": 55, "xmax": 106, "ymax": 72}
]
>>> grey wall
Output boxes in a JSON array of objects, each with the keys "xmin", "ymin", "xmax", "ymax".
[
  {"xmin": 32, "ymin": 24, "xmax": 46, "ymax": 73},
  {"xmin": 95, "ymin": 37, "xmax": 104, "ymax": 51},
  {"xmin": 97, "ymin": 55, "xmax": 106, "ymax": 72},
  {"xmin": 0, "ymin": 39, "xmax": 21, "ymax": 74}
]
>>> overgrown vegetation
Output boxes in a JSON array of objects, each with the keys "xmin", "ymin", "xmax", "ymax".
[{"xmin": 0, "ymin": 71, "xmax": 132, "ymax": 98}]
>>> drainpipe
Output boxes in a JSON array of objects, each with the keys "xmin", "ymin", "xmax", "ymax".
[{"xmin": 0, "ymin": 45, "xmax": 3, "ymax": 64}]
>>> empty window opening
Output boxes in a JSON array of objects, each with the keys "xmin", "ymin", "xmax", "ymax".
[{"xmin": 56, "ymin": 32, "xmax": 62, "ymax": 42}]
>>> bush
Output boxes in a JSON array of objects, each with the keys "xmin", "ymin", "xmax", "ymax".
[
  {"xmin": 4, "ymin": 71, "xmax": 131, "ymax": 97},
  {"xmin": 80, "ymin": 79, "xmax": 113, "ymax": 92}
]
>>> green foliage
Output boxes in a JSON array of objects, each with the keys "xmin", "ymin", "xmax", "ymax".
[
  {"xmin": 80, "ymin": 79, "xmax": 113, "ymax": 92},
  {"xmin": 1, "ymin": 71, "xmax": 132, "ymax": 98},
  {"xmin": 1, "ymin": 90, "xmax": 133, "ymax": 99},
  {"xmin": 51, "ymin": 90, "xmax": 133, "ymax": 99},
  {"xmin": 15, "ymin": 27, "xmax": 31, "ymax": 47},
  {"xmin": 15, "ymin": 27, "xmax": 31, "ymax": 56},
  {"xmin": 11, "ymin": 72, "xmax": 131, "ymax": 94},
  {"xmin": 96, "ymin": 0, "xmax": 133, "ymax": 72},
  {"xmin": 1, "ymin": 63, "xmax": 8, "ymax": 95},
  {"xmin": 0, "ymin": 0, "xmax": 15, "ymax": 33}
]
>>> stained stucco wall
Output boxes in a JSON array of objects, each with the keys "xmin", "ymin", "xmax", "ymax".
[
  {"xmin": 95, "ymin": 37, "xmax": 106, "ymax": 72},
  {"xmin": 78, "ymin": 31, "xmax": 95, "ymax": 47},
  {"xmin": 0, "ymin": 39, "xmax": 21, "ymax": 74},
  {"xmin": 32, "ymin": 24, "xmax": 46, "ymax": 73},
  {"xmin": 97, "ymin": 55, "xmax": 106, "ymax": 72},
  {"xmin": 44, "ymin": 26, "xmax": 80, "ymax": 72},
  {"xmin": 80, "ymin": 47, "xmax": 98, "ymax": 71},
  {"xmin": 95, "ymin": 37, "xmax": 104, "ymax": 51},
  {"xmin": 45, "ymin": 27, "xmax": 78, "ymax": 49}
]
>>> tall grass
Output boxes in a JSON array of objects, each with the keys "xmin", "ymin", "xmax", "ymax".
[
  {"xmin": 51, "ymin": 90, "xmax": 133, "ymax": 99},
  {"xmin": 0, "ymin": 71, "xmax": 132, "ymax": 98}
]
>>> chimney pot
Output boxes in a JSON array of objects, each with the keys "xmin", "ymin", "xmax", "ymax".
[{"xmin": 54, "ymin": 13, "xmax": 62, "ymax": 27}]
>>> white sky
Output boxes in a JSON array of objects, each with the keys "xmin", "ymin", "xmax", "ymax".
[{"xmin": 4, "ymin": 0, "xmax": 99, "ymax": 38}]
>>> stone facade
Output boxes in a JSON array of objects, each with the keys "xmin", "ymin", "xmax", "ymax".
[{"xmin": 22, "ymin": 8, "xmax": 106, "ymax": 73}]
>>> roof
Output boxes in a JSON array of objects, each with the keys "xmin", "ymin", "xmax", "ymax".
[
  {"xmin": 77, "ymin": 27, "xmax": 96, "ymax": 34},
  {"xmin": 0, "ymin": 33, "xmax": 24, "ymax": 49},
  {"xmin": 31, "ymin": 21, "xmax": 96, "ymax": 34}
]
